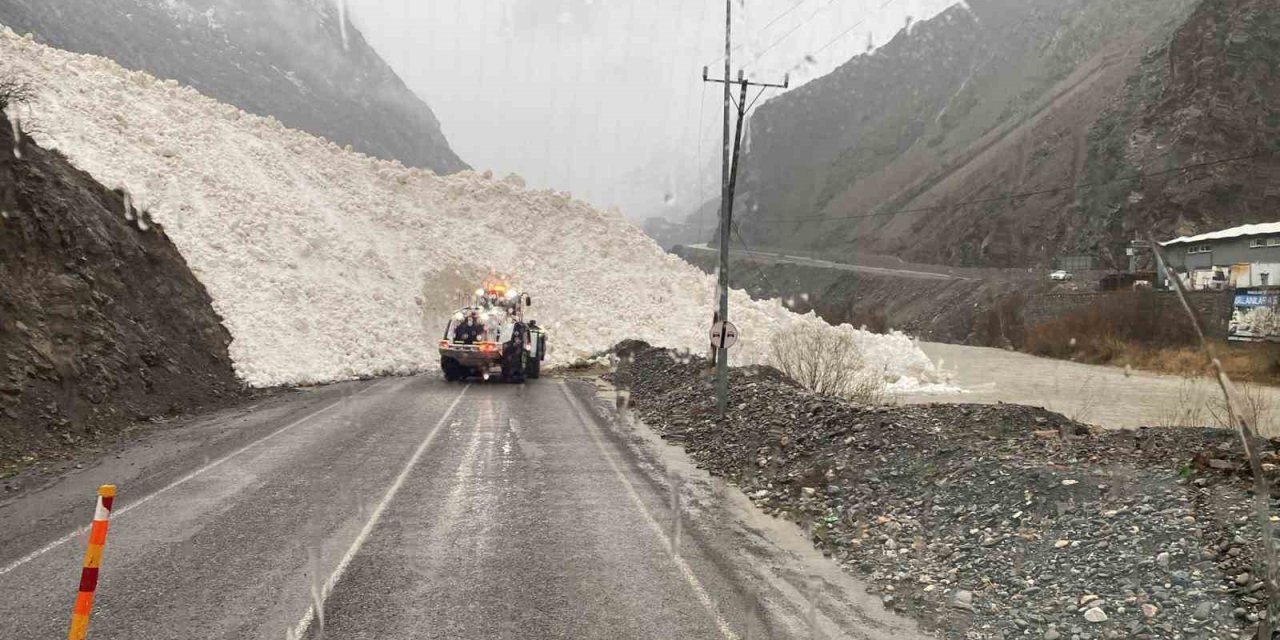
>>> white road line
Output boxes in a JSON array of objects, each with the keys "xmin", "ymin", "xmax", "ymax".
[
  {"xmin": 288, "ymin": 384, "xmax": 470, "ymax": 640},
  {"xmin": 558, "ymin": 382, "xmax": 740, "ymax": 640},
  {"xmin": 0, "ymin": 378, "xmax": 394, "ymax": 577}
]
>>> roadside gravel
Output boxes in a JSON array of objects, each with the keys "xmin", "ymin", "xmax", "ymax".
[{"xmin": 610, "ymin": 343, "xmax": 1280, "ymax": 640}]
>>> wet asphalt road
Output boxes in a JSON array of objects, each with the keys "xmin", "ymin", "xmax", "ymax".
[{"xmin": 0, "ymin": 376, "xmax": 926, "ymax": 640}]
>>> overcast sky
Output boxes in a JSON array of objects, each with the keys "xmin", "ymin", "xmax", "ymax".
[{"xmin": 344, "ymin": 0, "xmax": 957, "ymax": 221}]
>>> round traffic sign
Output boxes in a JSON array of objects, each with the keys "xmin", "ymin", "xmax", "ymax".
[{"xmin": 710, "ymin": 321, "xmax": 739, "ymax": 349}]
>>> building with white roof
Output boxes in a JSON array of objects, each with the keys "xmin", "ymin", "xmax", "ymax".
[{"xmin": 1160, "ymin": 222, "xmax": 1280, "ymax": 290}]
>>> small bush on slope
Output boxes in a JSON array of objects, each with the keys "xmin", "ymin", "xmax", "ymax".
[{"xmin": 769, "ymin": 324, "xmax": 886, "ymax": 403}]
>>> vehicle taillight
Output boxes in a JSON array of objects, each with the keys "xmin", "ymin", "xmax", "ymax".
[
  {"xmin": 438, "ymin": 340, "xmax": 449, "ymax": 349},
  {"xmin": 479, "ymin": 342, "xmax": 499, "ymax": 353}
]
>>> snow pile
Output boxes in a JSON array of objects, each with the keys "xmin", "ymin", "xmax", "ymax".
[{"xmin": 0, "ymin": 29, "xmax": 952, "ymax": 392}]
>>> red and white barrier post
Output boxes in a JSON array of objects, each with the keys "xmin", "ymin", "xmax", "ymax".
[{"xmin": 68, "ymin": 484, "xmax": 116, "ymax": 640}]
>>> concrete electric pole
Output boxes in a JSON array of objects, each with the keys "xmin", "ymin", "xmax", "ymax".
[{"xmin": 703, "ymin": 0, "xmax": 789, "ymax": 419}]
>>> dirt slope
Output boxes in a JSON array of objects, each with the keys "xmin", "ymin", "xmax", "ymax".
[{"xmin": 0, "ymin": 110, "xmax": 241, "ymax": 475}]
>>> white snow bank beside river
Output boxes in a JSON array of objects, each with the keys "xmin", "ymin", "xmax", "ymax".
[{"xmin": 0, "ymin": 28, "xmax": 952, "ymax": 392}]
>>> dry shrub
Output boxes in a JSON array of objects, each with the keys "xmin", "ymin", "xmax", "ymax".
[
  {"xmin": 1154, "ymin": 374, "xmax": 1219, "ymax": 428},
  {"xmin": 769, "ymin": 324, "xmax": 886, "ymax": 404},
  {"xmin": 1143, "ymin": 346, "xmax": 1212, "ymax": 376},
  {"xmin": 1022, "ymin": 292, "xmax": 1280, "ymax": 380},
  {"xmin": 0, "ymin": 79, "xmax": 34, "ymax": 111},
  {"xmin": 1207, "ymin": 381, "xmax": 1275, "ymax": 434},
  {"xmin": 1149, "ymin": 375, "xmax": 1279, "ymax": 435},
  {"xmin": 1022, "ymin": 291, "xmax": 1197, "ymax": 362},
  {"xmin": 1108, "ymin": 341, "xmax": 1280, "ymax": 382},
  {"xmin": 1217, "ymin": 343, "xmax": 1280, "ymax": 381}
]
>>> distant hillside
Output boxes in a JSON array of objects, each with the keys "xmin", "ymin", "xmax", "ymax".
[
  {"xmin": 724, "ymin": 0, "xmax": 1279, "ymax": 268},
  {"xmin": 0, "ymin": 0, "xmax": 467, "ymax": 174}
]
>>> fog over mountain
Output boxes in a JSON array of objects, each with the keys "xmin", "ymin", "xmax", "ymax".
[
  {"xmin": 344, "ymin": 0, "xmax": 954, "ymax": 221},
  {"xmin": 0, "ymin": 0, "xmax": 467, "ymax": 174}
]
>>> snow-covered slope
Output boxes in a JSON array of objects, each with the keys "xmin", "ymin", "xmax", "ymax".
[{"xmin": 0, "ymin": 29, "xmax": 948, "ymax": 391}]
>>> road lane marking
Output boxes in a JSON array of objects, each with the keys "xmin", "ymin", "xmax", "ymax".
[
  {"xmin": 558, "ymin": 382, "xmax": 740, "ymax": 640},
  {"xmin": 0, "ymin": 378, "xmax": 395, "ymax": 577},
  {"xmin": 288, "ymin": 384, "xmax": 470, "ymax": 640}
]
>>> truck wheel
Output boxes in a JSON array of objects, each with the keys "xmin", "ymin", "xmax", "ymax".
[
  {"xmin": 502, "ymin": 352, "xmax": 525, "ymax": 384},
  {"xmin": 441, "ymin": 357, "xmax": 464, "ymax": 382}
]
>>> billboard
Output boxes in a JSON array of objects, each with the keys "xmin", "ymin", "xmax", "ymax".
[{"xmin": 1229, "ymin": 287, "xmax": 1280, "ymax": 342}]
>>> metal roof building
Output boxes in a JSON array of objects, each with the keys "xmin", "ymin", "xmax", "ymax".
[{"xmin": 1160, "ymin": 222, "xmax": 1280, "ymax": 290}]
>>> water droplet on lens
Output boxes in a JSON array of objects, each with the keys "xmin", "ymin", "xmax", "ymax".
[
  {"xmin": 337, "ymin": 0, "xmax": 350, "ymax": 51},
  {"xmin": 11, "ymin": 114, "xmax": 22, "ymax": 160},
  {"xmin": 122, "ymin": 190, "xmax": 135, "ymax": 221}
]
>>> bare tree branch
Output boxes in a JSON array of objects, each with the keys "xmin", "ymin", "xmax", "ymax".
[{"xmin": 0, "ymin": 78, "xmax": 34, "ymax": 112}]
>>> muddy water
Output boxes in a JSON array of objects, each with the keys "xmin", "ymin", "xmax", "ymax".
[{"xmin": 902, "ymin": 342, "xmax": 1280, "ymax": 437}]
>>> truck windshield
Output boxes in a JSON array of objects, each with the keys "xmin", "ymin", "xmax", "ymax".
[{"xmin": 445, "ymin": 309, "xmax": 512, "ymax": 343}]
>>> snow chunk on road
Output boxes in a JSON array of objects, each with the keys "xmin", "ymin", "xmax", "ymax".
[{"xmin": 0, "ymin": 28, "xmax": 952, "ymax": 391}]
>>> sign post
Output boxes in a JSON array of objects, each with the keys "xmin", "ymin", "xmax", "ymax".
[{"xmin": 710, "ymin": 321, "xmax": 739, "ymax": 351}]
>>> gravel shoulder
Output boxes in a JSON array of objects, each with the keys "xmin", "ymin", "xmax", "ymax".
[
  {"xmin": 571, "ymin": 376, "xmax": 932, "ymax": 639},
  {"xmin": 611, "ymin": 343, "xmax": 1280, "ymax": 640}
]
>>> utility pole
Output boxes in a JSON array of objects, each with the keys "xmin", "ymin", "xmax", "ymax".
[
  {"xmin": 714, "ymin": 0, "xmax": 732, "ymax": 394},
  {"xmin": 703, "ymin": 0, "xmax": 789, "ymax": 419}
]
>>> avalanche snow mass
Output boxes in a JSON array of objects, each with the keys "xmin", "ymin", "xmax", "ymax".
[{"xmin": 0, "ymin": 28, "xmax": 950, "ymax": 391}]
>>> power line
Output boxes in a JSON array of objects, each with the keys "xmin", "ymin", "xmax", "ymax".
[
  {"xmin": 705, "ymin": 0, "xmax": 813, "ymax": 67},
  {"xmin": 747, "ymin": 0, "xmax": 907, "ymax": 70},
  {"xmin": 731, "ymin": 224, "xmax": 786, "ymax": 294},
  {"xmin": 744, "ymin": 152, "xmax": 1264, "ymax": 226},
  {"xmin": 811, "ymin": 0, "xmax": 900, "ymax": 58},
  {"xmin": 746, "ymin": 0, "xmax": 841, "ymax": 67},
  {"xmin": 754, "ymin": 0, "xmax": 813, "ymax": 39}
]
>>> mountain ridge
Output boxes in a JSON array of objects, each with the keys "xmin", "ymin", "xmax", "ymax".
[
  {"xmin": 0, "ymin": 0, "xmax": 467, "ymax": 174},
  {"xmin": 720, "ymin": 0, "xmax": 1277, "ymax": 268}
]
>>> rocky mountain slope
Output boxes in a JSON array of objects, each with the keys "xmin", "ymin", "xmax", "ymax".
[
  {"xmin": 0, "ymin": 0, "xmax": 467, "ymax": 174},
  {"xmin": 727, "ymin": 0, "xmax": 1278, "ymax": 268},
  {"xmin": 0, "ymin": 108, "xmax": 241, "ymax": 474}
]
